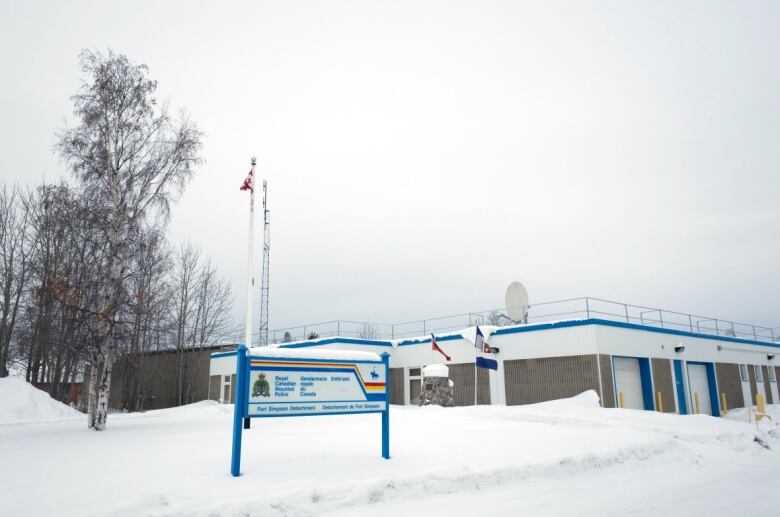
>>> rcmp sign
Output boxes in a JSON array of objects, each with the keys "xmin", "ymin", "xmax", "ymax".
[
  {"xmin": 247, "ymin": 357, "xmax": 388, "ymax": 416},
  {"xmin": 229, "ymin": 346, "xmax": 391, "ymax": 476}
]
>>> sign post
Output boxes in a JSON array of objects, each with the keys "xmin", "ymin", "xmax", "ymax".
[
  {"xmin": 230, "ymin": 347, "xmax": 390, "ymax": 476},
  {"xmin": 230, "ymin": 345, "xmax": 248, "ymax": 477},
  {"xmin": 381, "ymin": 352, "xmax": 390, "ymax": 459}
]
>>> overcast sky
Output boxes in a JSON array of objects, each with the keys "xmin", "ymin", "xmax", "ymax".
[{"xmin": 1, "ymin": 1, "xmax": 778, "ymax": 339}]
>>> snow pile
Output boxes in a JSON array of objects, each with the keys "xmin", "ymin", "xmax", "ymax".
[
  {"xmin": 520, "ymin": 389, "xmax": 602, "ymax": 410},
  {"xmin": 0, "ymin": 376, "xmax": 82, "ymax": 425},
  {"xmin": 458, "ymin": 325, "xmax": 499, "ymax": 346},
  {"xmin": 422, "ymin": 364, "xmax": 448, "ymax": 378}
]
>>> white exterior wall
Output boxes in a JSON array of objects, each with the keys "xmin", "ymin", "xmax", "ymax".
[
  {"xmin": 594, "ymin": 325, "xmax": 776, "ymax": 368},
  {"xmin": 491, "ymin": 325, "xmax": 598, "ymax": 360},
  {"xmin": 392, "ymin": 339, "xmax": 473, "ymax": 366},
  {"xmin": 209, "ymin": 323, "xmax": 779, "ymax": 409},
  {"xmin": 210, "ymin": 354, "xmax": 237, "ymax": 376}
]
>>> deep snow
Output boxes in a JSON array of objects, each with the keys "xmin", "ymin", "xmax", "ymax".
[
  {"xmin": 0, "ymin": 376, "xmax": 81, "ymax": 425},
  {"xmin": 0, "ymin": 380, "xmax": 779, "ymax": 517}
]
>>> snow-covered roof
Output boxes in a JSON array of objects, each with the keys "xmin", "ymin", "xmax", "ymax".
[{"xmin": 247, "ymin": 346, "xmax": 382, "ymax": 362}]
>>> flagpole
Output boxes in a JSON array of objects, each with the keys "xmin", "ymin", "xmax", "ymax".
[
  {"xmin": 474, "ymin": 355, "xmax": 478, "ymax": 406},
  {"xmin": 244, "ymin": 156, "xmax": 257, "ymax": 348},
  {"xmin": 474, "ymin": 326, "xmax": 480, "ymax": 406}
]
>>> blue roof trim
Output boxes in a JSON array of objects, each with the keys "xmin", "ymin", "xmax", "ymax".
[
  {"xmin": 276, "ymin": 337, "xmax": 393, "ymax": 348},
  {"xmin": 211, "ymin": 338, "xmax": 391, "ymax": 356},
  {"xmin": 210, "ymin": 351, "xmax": 238, "ymax": 358},
  {"xmin": 396, "ymin": 334, "xmax": 464, "ymax": 347},
  {"xmin": 493, "ymin": 318, "xmax": 780, "ymax": 348}
]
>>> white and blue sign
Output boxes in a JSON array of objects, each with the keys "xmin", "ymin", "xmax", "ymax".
[{"xmin": 230, "ymin": 346, "xmax": 390, "ymax": 476}]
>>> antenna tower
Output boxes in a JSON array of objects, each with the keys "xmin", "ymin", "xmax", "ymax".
[{"xmin": 258, "ymin": 180, "xmax": 271, "ymax": 346}]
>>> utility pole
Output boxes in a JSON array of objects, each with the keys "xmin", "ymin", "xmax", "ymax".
[{"xmin": 259, "ymin": 180, "xmax": 271, "ymax": 346}]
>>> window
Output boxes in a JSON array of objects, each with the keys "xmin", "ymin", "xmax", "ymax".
[
  {"xmin": 408, "ymin": 367, "xmax": 423, "ymax": 403},
  {"xmin": 754, "ymin": 365, "xmax": 763, "ymax": 382},
  {"xmin": 739, "ymin": 364, "xmax": 749, "ymax": 382},
  {"xmin": 221, "ymin": 375, "xmax": 232, "ymax": 403},
  {"xmin": 769, "ymin": 367, "xmax": 777, "ymax": 383}
]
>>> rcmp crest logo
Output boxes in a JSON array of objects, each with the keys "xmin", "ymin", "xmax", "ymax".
[{"xmin": 252, "ymin": 372, "xmax": 271, "ymax": 398}]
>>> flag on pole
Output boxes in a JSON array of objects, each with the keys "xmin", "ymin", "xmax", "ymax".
[
  {"xmin": 475, "ymin": 326, "xmax": 498, "ymax": 370},
  {"xmin": 242, "ymin": 158, "xmax": 257, "ymax": 348},
  {"xmin": 431, "ymin": 333, "xmax": 451, "ymax": 362},
  {"xmin": 240, "ymin": 169, "xmax": 254, "ymax": 193}
]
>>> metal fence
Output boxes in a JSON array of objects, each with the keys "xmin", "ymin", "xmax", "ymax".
[{"xmin": 260, "ymin": 297, "xmax": 777, "ymax": 345}]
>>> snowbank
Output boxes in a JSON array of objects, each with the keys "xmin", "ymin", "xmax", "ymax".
[
  {"xmin": 422, "ymin": 364, "xmax": 449, "ymax": 378},
  {"xmin": 1, "ymin": 390, "xmax": 778, "ymax": 517},
  {"xmin": 519, "ymin": 390, "xmax": 602, "ymax": 411},
  {"xmin": 248, "ymin": 346, "xmax": 382, "ymax": 362},
  {"xmin": 0, "ymin": 376, "xmax": 82, "ymax": 425}
]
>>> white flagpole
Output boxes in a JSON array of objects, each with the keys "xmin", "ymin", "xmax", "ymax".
[
  {"xmin": 474, "ymin": 354, "xmax": 478, "ymax": 406},
  {"xmin": 244, "ymin": 156, "xmax": 257, "ymax": 348},
  {"xmin": 474, "ymin": 327, "xmax": 478, "ymax": 406}
]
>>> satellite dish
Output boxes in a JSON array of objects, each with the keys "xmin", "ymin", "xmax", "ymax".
[{"xmin": 505, "ymin": 282, "xmax": 529, "ymax": 323}]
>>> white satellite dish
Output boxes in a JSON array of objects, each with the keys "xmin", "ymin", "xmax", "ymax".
[{"xmin": 505, "ymin": 282, "xmax": 529, "ymax": 323}]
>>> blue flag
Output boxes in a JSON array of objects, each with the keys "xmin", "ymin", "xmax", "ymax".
[{"xmin": 475, "ymin": 326, "xmax": 498, "ymax": 370}]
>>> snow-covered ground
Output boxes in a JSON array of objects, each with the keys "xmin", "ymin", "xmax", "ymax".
[{"xmin": 1, "ymin": 380, "xmax": 779, "ymax": 517}]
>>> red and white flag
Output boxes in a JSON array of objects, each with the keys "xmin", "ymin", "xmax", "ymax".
[
  {"xmin": 431, "ymin": 333, "xmax": 451, "ymax": 362},
  {"xmin": 240, "ymin": 169, "xmax": 254, "ymax": 193}
]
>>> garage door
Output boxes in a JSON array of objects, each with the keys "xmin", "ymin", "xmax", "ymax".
[
  {"xmin": 614, "ymin": 357, "xmax": 644, "ymax": 410},
  {"xmin": 687, "ymin": 364, "xmax": 712, "ymax": 415}
]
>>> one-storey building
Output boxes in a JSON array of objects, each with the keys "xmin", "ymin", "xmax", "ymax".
[{"xmin": 210, "ymin": 317, "xmax": 780, "ymax": 416}]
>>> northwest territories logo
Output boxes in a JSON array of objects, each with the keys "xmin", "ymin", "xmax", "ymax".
[{"xmin": 252, "ymin": 372, "xmax": 271, "ymax": 398}]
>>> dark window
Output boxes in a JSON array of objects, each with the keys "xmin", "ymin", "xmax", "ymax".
[{"xmin": 409, "ymin": 379, "xmax": 421, "ymax": 401}]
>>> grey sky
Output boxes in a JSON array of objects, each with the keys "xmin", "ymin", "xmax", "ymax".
[{"xmin": 1, "ymin": 1, "xmax": 778, "ymax": 336}]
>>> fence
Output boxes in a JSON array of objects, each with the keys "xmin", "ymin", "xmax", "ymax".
[{"xmin": 258, "ymin": 297, "xmax": 777, "ymax": 345}]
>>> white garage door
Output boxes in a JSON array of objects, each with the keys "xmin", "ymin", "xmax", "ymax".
[
  {"xmin": 687, "ymin": 364, "xmax": 712, "ymax": 415},
  {"xmin": 614, "ymin": 357, "xmax": 644, "ymax": 410}
]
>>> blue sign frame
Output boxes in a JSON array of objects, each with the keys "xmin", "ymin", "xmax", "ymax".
[{"xmin": 230, "ymin": 345, "xmax": 390, "ymax": 476}]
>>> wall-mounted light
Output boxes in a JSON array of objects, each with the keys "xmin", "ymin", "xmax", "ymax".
[
  {"xmin": 489, "ymin": 347, "xmax": 500, "ymax": 354},
  {"xmin": 674, "ymin": 345, "xmax": 686, "ymax": 353},
  {"xmin": 768, "ymin": 354, "xmax": 776, "ymax": 361}
]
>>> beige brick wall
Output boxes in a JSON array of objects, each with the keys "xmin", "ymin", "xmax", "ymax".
[
  {"xmin": 447, "ymin": 363, "xmax": 490, "ymax": 406},
  {"xmin": 651, "ymin": 358, "xmax": 676, "ymax": 413},
  {"xmin": 715, "ymin": 363, "xmax": 745, "ymax": 410},
  {"xmin": 504, "ymin": 354, "xmax": 601, "ymax": 406},
  {"xmin": 761, "ymin": 366, "xmax": 773, "ymax": 404},
  {"xmin": 599, "ymin": 355, "xmax": 615, "ymax": 408}
]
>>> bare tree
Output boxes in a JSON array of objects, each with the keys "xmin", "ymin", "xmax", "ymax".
[
  {"xmin": 170, "ymin": 242, "xmax": 200, "ymax": 405},
  {"xmin": 0, "ymin": 186, "xmax": 33, "ymax": 376},
  {"xmin": 191, "ymin": 259, "xmax": 234, "ymax": 349},
  {"xmin": 486, "ymin": 310, "xmax": 512, "ymax": 327},
  {"xmin": 169, "ymin": 243, "xmax": 235, "ymax": 405},
  {"xmin": 357, "ymin": 321, "xmax": 379, "ymax": 340},
  {"xmin": 120, "ymin": 229, "xmax": 172, "ymax": 410},
  {"xmin": 57, "ymin": 49, "xmax": 201, "ymax": 430}
]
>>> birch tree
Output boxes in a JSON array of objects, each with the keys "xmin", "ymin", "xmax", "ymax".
[{"xmin": 57, "ymin": 49, "xmax": 201, "ymax": 430}]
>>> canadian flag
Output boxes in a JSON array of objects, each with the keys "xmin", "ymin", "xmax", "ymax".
[{"xmin": 239, "ymin": 169, "xmax": 254, "ymax": 193}]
